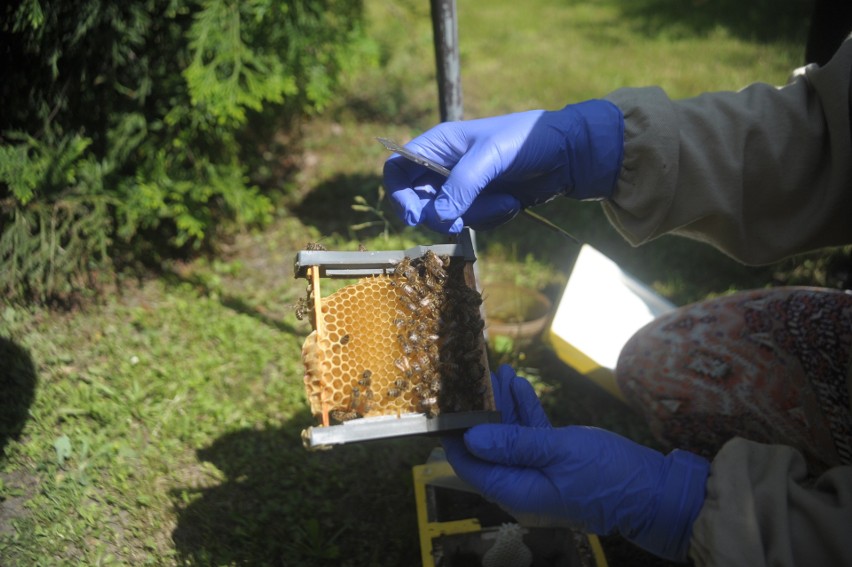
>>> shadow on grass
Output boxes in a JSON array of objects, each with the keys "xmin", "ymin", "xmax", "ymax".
[
  {"xmin": 159, "ymin": 268, "xmax": 300, "ymax": 336},
  {"xmin": 289, "ymin": 171, "xmax": 436, "ymax": 246},
  {"xmin": 290, "ymin": 172, "xmax": 395, "ymax": 239},
  {"xmin": 167, "ymin": 366, "xmax": 671, "ymax": 567},
  {"xmin": 0, "ymin": 337, "xmax": 37, "ymax": 458},
  {"xmin": 171, "ymin": 408, "xmax": 440, "ymax": 566},
  {"xmin": 616, "ymin": 0, "xmax": 812, "ymax": 45}
]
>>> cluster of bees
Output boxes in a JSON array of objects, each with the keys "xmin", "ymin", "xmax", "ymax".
[{"xmin": 388, "ymin": 250, "xmax": 487, "ymax": 417}]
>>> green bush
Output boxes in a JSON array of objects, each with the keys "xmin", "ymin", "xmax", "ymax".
[{"xmin": 0, "ymin": 0, "xmax": 374, "ymax": 301}]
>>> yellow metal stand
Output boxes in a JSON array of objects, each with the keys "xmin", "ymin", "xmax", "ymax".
[
  {"xmin": 413, "ymin": 458, "xmax": 608, "ymax": 567},
  {"xmin": 413, "ymin": 460, "xmax": 483, "ymax": 567}
]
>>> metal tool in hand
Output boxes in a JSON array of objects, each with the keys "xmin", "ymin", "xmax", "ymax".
[{"xmin": 377, "ymin": 137, "xmax": 580, "ymax": 243}]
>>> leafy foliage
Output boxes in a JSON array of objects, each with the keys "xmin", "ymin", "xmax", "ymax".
[{"xmin": 0, "ymin": 0, "xmax": 374, "ymax": 301}]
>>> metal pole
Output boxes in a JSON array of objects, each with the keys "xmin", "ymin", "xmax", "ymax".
[
  {"xmin": 429, "ymin": 0, "xmax": 463, "ymax": 122},
  {"xmin": 429, "ymin": 0, "xmax": 484, "ymax": 314}
]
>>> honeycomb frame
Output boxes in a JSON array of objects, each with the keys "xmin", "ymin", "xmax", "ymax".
[{"xmin": 296, "ymin": 242, "xmax": 495, "ymax": 435}]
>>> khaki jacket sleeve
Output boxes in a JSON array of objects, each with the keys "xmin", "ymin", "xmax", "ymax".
[
  {"xmin": 601, "ymin": 38, "xmax": 852, "ymax": 566},
  {"xmin": 688, "ymin": 438, "xmax": 852, "ymax": 566},
  {"xmin": 602, "ymin": 37, "xmax": 852, "ymax": 265}
]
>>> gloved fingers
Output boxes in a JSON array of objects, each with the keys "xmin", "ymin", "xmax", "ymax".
[
  {"xmin": 417, "ymin": 198, "xmax": 467, "ymax": 234},
  {"xmin": 490, "ymin": 364, "xmax": 550, "ymax": 428},
  {"xmin": 508, "ymin": 375, "xmax": 551, "ymax": 429},
  {"xmin": 404, "ymin": 129, "xmax": 467, "ymax": 171},
  {"xmin": 464, "ymin": 424, "xmax": 566, "ymax": 468},
  {"xmin": 490, "ymin": 365, "xmax": 517, "ymax": 424},
  {"xmin": 461, "ymin": 193, "xmax": 522, "ymax": 231},
  {"xmin": 476, "ymin": 462, "xmax": 552, "ymax": 516},
  {"xmin": 387, "ymin": 186, "xmax": 425, "ymax": 227},
  {"xmin": 433, "ymin": 140, "xmax": 507, "ymax": 222},
  {"xmin": 442, "ymin": 433, "xmax": 496, "ymax": 485},
  {"xmin": 384, "ymin": 156, "xmax": 437, "ymax": 226},
  {"xmin": 443, "ymin": 433, "xmax": 551, "ymax": 516}
]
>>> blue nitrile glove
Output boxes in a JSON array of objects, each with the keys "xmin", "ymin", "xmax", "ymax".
[
  {"xmin": 383, "ymin": 100, "xmax": 624, "ymax": 234},
  {"xmin": 443, "ymin": 366, "xmax": 710, "ymax": 563},
  {"xmin": 487, "ymin": 363, "xmax": 552, "ymax": 428}
]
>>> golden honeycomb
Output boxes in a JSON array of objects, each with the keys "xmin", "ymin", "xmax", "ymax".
[{"xmin": 301, "ymin": 251, "xmax": 491, "ymax": 425}]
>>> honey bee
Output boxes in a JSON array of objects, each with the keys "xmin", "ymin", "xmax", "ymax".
[
  {"xmin": 426, "ymin": 341, "xmax": 441, "ymax": 358},
  {"xmin": 399, "ymin": 282, "xmax": 419, "ymax": 299},
  {"xmin": 386, "ymin": 388, "xmax": 401, "ymax": 398},
  {"xmin": 393, "ymin": 257, "xmax": 417, "ymax": 281},
  {"xmin": 294, "ymin": 297, "xmax": 312, "ymax": 321},
  {"xmin": 399, "ymin": 298, "xmax": 419, "ymax": 313},
  {"xmin": 394, "ymin": 379, "xmax": 410, "ymax": 390},
  {"xmin": 394, "ymin": 356, "xmax": 410, "ymax": 373},
  {"xmin": 422, "ymin": 251, "xmax": 448, "ymax": 282},
  {"xmin": 305, "ymin": 241, "xmax": 328, "ymax": 251},
  {"xmin": 358, "ymin": 370, "xmax": 372, "ymax": 387},
  {"xmin": 398, "ymin": 338, "xmax": 414, "ymax": 355},
  {"xmin": 340, "ymin": 334, "xmax": 350, "ymax": 345},
  {"xmin": 411, "ymin": 350, "xmax": 431, "ymax": 371},
  {"xmin": 330, "ymin": 409, "xmax": 358, "ymax": 422}
]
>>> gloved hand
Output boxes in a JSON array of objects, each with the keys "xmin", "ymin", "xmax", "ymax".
[
  {"xmin": 383, "ymin": 100, "xmax": 624, "ymax": 234},
  {"xmin": 487, "ymin": 363, "xmax": 552, "ymax": 428},
  {"xmin": 443, "ymin": 365, "xmax": 710, "ymax": 562}
]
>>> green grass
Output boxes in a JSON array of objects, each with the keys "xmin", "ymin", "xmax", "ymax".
[
  {"xmin": 0, "ymin": 228, "xmax": 437, "ymax": 566},
  {"xmin": 3, "ymin": 0, "xmax": 846, "ymax": 565}
]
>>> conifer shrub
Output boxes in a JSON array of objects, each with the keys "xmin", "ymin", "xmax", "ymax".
[{"xmin": 1, "ymin": 0, "xmax": 373, "ymax": 301}]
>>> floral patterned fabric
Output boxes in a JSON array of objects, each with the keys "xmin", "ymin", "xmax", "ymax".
[{"xmin": 616, "ymin": 287, "xmax": 852, "ymax": 474}]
